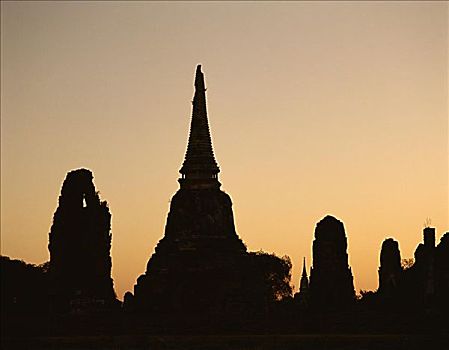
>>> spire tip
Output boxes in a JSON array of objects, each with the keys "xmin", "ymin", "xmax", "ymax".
[{"xmin": 194, "ymin": 64, "xmax": 205, "ymax": 90}]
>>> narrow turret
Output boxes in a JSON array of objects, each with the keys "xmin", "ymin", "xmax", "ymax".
[{"xmin": 300, "ymin": 257, "xmax": 309, "ymax": 292}]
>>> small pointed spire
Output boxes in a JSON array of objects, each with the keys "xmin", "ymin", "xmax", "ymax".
[
  {"xmin": 300, "ymin": 257, "xmax": 309, "ymax": 292},
  {"xmin": 302, "ymin": 257, "xmax": 308, "ymax": 277},
  {"xmin": 179, "ymin": 65, "xmax": 220, "ymax": 189}
]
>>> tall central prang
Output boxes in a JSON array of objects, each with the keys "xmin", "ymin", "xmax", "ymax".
[
  {"xmin": 179, "ymin": 65, "xmax": 221, "ymax": 190},
  {"xmin": 129, "ymin": 65, "xmax": 247, "ymax": 317}
]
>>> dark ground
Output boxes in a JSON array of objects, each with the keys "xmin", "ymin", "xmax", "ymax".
[
  {"xmin": 3, "ymin": 309, "xmax": 449, "ymax": 350},
  {"xmin": 3, "ymin": 334, "xmax": 449, "ymax": 350}
]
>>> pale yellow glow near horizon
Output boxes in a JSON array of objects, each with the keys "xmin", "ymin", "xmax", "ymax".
[{"xmin": 1, "ymin": 2, "xmax": 448, "ymax": 300}]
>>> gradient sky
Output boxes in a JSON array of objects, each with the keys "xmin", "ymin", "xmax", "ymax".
[{"xmin": 1, "ymin": 1, "xmax": 448, "ymax": 300}]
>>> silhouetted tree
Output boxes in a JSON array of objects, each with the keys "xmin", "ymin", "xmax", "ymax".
[
  {"xmin": 0, "ymin": 256, "xmax": 49, "ymax": 314},
  {"xmin": 247, "ymin": 251, "xmax": 293, "ymax": 303}
]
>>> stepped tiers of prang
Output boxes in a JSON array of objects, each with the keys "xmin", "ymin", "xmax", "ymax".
[
  {"xmin": 129, "ymin": 65, "xmax": 249, "ymax": 315},
  {"xmin": 48, "ymin": 169, "xmax": 118, "ymax": 311}
]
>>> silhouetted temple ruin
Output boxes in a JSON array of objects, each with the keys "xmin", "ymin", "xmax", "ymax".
[
  {"xmin": 309, "ymin": 216, "xmax": 355, "ymax": 309},
  {"xmin": 129, "ymin": 66, "xmax": 251, "ymax": 317},
  {"xmin": 294, "ymin": 257, "xmax": 310, "ymax": 308},
  {"xmin": 378, "ymin": 238, "xmax": 402, "ymax": 298},
  {"xmin": 435, "ymin": 231, "xmax": 449, "ymax": 309},
  {"xmin": 400, "ymin": 227, "xmax": 449, "ymax": 309},
  {"xmin": 48, "ymin": 169, "xmax": 117, "ymax": 311},
  {"xmin": 412, "ymin": 227, "xmax": 437, "ymax": 304},
  {"xmin": 380, "ymin": 227, "xmax": 449, "ymax": 311}
]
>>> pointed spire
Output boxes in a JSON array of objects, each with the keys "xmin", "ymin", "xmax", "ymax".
[
  {"xmin": 302, "ymin": 257, "xmax": 308, "ymax": 278},
  {"xmin": 300, "ymin": 257, "xmax": 309, "ymax": 292},
  {"xmin": 179, "ymin": 65, "xmax": 220, "ymax": 190}
]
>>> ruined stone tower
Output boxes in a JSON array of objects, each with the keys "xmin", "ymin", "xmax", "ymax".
[
  {"xmin": 48, "ymin": 169, "xmax": 116, "ymax": 310},
  {"xmin": 131, "ymin": 65, "xmax": 247, "ymax": 315},
  {"xmin": 309, "ymin": 215, "xmax": 355, "ymax": 309},
  {"xmin": 378, "ymin": 238, "xmax": 402, "ymax": 298}
]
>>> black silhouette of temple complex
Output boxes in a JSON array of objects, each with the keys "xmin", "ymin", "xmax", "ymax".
[{"xmin": 2, "ymin": 66, "xmax": 449, "ymax": 344}]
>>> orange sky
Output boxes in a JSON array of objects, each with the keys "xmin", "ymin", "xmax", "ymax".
[{"xmin": 1, "ymin": 2, "xmax": 448, "ymax": 300}]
